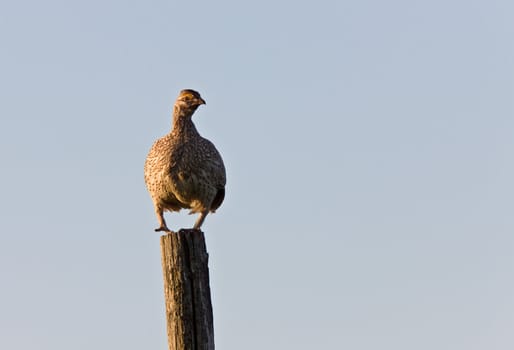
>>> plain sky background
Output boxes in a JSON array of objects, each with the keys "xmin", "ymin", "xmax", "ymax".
[{"xmin": 1, "ymin": 0, "xmax": 513, "ymax": 349}]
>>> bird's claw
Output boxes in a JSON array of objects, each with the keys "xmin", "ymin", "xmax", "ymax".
[{"xmin": 155, "ymin": 226, "xmax": 173, "ymax": 234}]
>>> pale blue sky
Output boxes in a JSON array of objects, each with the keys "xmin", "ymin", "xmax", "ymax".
[{"xmin": 1, "ymin": 0, "xmax": 513, "ymax": 349}]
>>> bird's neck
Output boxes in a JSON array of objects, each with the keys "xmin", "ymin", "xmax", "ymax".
[{"xmin": 171, "ymin": 106, "xmax": 199, "ymax": 140}]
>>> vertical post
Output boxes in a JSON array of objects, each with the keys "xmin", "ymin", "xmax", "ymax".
[{"xmin": 160, "ymin": 229, "xmax": 215, "ymax": 350}]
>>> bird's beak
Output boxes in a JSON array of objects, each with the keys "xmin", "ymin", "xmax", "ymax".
[{"xmin": 198, "ymin": 98, "xmax": 206, "ymax": 105}]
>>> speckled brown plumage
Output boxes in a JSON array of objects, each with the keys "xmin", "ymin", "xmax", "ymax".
[{"xmin": 144, "ymin": 89, "xmax": 226, "ymax": 232}]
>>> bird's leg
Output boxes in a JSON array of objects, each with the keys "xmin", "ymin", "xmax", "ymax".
[
  {"xmin": 155, "ymin": 207, "xmax": 171, "ymax": 232},
  {"xmin": 193, "ymin": 210, "xmax": 209, "ymax": 230}
]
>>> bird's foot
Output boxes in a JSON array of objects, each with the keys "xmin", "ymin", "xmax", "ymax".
[{"xmin": 155, "ymin": 226, "xmax": 174, "ymax": 234}]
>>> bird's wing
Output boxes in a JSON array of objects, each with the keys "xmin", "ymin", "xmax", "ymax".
[{"xmin": 196, "ymin": 137, "xmax": 226, "ymax": 188}]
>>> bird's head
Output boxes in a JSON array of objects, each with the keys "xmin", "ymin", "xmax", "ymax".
[{"xmin": 175, "ymin": 89, "xmax": 206, "ymax": 115}]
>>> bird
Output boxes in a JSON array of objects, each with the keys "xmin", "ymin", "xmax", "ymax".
[{"xmin": 144, "ymin": 89, "xmax": 226, "ymax": 232}]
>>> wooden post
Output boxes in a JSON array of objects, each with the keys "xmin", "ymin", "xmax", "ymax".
[{"xmin": 160, "ymin": 229, "xmax": 215, "ymax": 350}]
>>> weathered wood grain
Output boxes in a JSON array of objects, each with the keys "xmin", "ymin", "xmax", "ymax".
[{"xmin": 160, "ymin": 229, "xmax": 214, "ymax": 350}]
